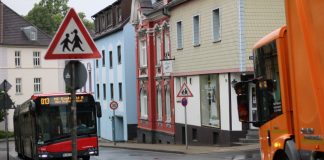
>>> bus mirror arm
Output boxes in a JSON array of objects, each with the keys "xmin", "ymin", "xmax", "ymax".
[
  {"xmin": 29, "ymin": 100, "xmax": 36, "ymax": 113},
  {"xmin": 95, "ymin": 102, "xmax": 102, "ymax": 118}
]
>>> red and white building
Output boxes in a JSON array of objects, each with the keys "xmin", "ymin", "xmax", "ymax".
[{"xmin": 131, "ymin": 0, "xmax": 175, "ymax": 144}]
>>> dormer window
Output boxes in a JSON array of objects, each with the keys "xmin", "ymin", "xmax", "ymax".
[
  {"xmin": 117, "ymin": 7, "xmax": 122, "ymax": 22},
  {"xmin": 22, "ymin": 26, "xmax": 37, "ymax": 41}
]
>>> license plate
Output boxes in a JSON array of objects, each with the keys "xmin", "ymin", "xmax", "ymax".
[{"xmin": 62, "ymin": 153, "xmax": 72, "ymax": 157}]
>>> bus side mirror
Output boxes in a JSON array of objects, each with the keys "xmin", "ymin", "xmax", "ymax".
[
  {"xmin": 234, "ymin": 82, "xmax": 249, "ymax": 122},
  {"xmin": 95, "ymin": 102, "xmax": 102, "ymax": 118},
  {"xmin": 29, "ymin": 101, "xmax": 36, "ymax": 114}
]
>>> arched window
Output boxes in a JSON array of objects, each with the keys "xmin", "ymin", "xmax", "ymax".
[
  {"xmin": 156, "ymin": 84, "xmax": 162, "ymax": 121},
  {"xmin": 165, "ymin": 81, "xmax": 171, "ymax": 121},
  {"xmin": 140, "ymin": 87, "xmax": 148, "ymax": 118}
]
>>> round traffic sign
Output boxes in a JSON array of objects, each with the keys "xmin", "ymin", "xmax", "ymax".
[
  {"xmin": 181, "ymin": 98, "xmax": 188, "ymax": 107},
  {"xmin": 63, "ymin": 60, "xmax": 87, "ymax": 90},
  {"xmin": 110, "ymin": 101, "xmax": 118, "ymax": 110}
]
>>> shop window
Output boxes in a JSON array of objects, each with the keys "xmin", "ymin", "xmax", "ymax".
[{"xmin": 200, "ymin": 75, "xmax": 220, "ymax": 127}]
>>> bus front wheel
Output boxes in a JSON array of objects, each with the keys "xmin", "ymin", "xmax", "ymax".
[{"xmin": 82, "ymin": 155, "xmax": 90, "ymax": 160}]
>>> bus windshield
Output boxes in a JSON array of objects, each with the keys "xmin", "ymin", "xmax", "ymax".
[
  {"xmin": 36, "ymin": 102, "xmax": 96, "ymax": 144},
  {"xmin": 254, "ymin": 40, "xmax": 282, "ymax": 122}
]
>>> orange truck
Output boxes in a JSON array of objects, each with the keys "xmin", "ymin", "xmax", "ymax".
[{"xmin": 234, "ymin": 0, "xmax": 324, "ymax": 159}]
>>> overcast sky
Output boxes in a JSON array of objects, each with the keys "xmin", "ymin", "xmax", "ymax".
[{"xmin": 1, "ymin": 0, "xmax": 116, "ymax": 20}]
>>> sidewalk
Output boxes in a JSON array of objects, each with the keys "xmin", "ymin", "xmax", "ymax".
[{"xmin": 99, "ymin": 139, "xmax": 260, "ymax": 154}]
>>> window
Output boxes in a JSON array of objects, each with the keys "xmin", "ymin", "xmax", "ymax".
[
  {"xmin": 103, "ymin": 83, "xmax": 106, "ymax": 100},
  {"xmin": 95, "ymin": 19, "xmax": 100, "ymax": 33},
  {"xmin": 254, "ymin": 41, "xmax": 282, "ymax": 122},
  {"xmin": 16, "ymin": 78, "xmax": 22, "ymax": 94},
  {"xmin": 200, "ymin": 75, "xmax": 220, "ymax": 128},
  {"xmin": 212, "ymin": 9, "xmax": 221, "ymax": 41},
  {"xmin": 30, "ymin": 31, "xmax": 37, "ymax": 41},
  {"xmin": 117, "ymin": 46, "xmax": 121, "ymax": 64},
  {"xmin": 119, "ymin": 83, "xmax": 122, "ymax": 101},
  {"xmin": 164, "ymin": 32, "xmax": 170, "ymax": 58},
  {"xmin": 96, "ymin": 84, "xmax": 100, "ymax": 99},
  {"xmin": 102, "ymin": 50, "xmax": 106, "ymax": 67},
  {"xmin": 117, "ymin": 7, "xmax": 122, "ymax": 22},
  {"xmin": 140, "ymin": 40, "xmax": 147, "ymax": 67},
  {"xmin": 156, "ymin": 85, "xmax": 162, "ymax": 120},
  {"xmin": 109, "ymin": 51, "xmax": 113, "ymax": 68},
  {"xmin": 107, "ymin": 10, "xmax": 113, "ymax": 26},
  {"xmin": 96, "ymin": 59, "xmax": 99, "ymax": 68},
  {"xmin": 140, "ymin": 89, "xmax": 148, "ymax": 118},
  {"xmin": 193, "ymin": 15, "xmax": 200, "ymax": 46},
  {"xmin": 176, "ymin": 21, "xmax": 183, "ymax": 49},
  {"xmin": 192, "ymin": 128, "xmax": 197, "ymax": 140},
  {"xmin": 34, "ymin": 78, "xmax": 41, "ymax": 93},
  {"xmin": 15, "ymin": 51, "xmax": 21, "ymax": 67},
  {"xmin": 165, "ymin": 83, "xmax": 171, "ymax": 122},
  {"xmin": 156, "ymin": 35, "xmax": 161, "ymax": 65},
  {"xmin": 33, "ymin": 51, "xmax": 41, "ymax": 67},
  {"xmin": 110, "ymin": 83, "xmax": 114, "ymax": 100},
  {"xmin": 100, "ymin": 14, "xmax": 106, "ymax": 30}
]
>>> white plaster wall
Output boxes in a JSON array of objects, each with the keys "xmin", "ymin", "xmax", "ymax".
[
  {"xmin": 1, "ymin": 46, "xmax": 65, "ymax": 131},
  {"xmin": 231, "ymin": 73, "xmax": 242, "ymax": 131},
  {"xmin": 175, "ymin": 76, "xmax": 201, "ymax": 126},
  {"xmin": 219, "ymin": 73, "xmax": 230, "ymax": 130}
]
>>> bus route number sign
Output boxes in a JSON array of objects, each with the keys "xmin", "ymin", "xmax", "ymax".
[
  {"xmin": 40, "ymin": 96, "xmax": 85, "ymax": 105},
  {"xmin": 110, "ymin": 101, "xmax": 118, "ymax": 110}
]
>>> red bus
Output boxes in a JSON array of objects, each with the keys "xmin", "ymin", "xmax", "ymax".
[{"xmin": 13, "ymin": 93, "xmax": 101, "ymax": 160}]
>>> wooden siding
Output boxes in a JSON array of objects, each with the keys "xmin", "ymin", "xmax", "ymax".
[
  {"xmin": 243, "ymin": 0, "xmax": 286, "ymax": 69},
  {"xmin": 170, "ymin": 0, "xmax": 240, "ymax": 74},
  {"xmin": 170, "ymin": 0, "xmax": 286, "ymax": 74}
]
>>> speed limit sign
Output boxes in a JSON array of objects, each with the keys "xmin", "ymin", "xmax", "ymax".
[{"xmin": 110, "ymin": 101, "xmax": 118, "ymax": 110}]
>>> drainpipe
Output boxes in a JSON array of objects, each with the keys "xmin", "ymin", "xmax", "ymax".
[
  {"xmin": 0, "ymin": 2, "xmax": 3, "ymax": 44},
  {"xmin": 238, "ymin": 0, "xmax": 246, "ymax": 72}
]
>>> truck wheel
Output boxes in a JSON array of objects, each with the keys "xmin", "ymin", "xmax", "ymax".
[
  {"xmin": 273, "ymin": 150, "xmax": 289, "ymax": 160},
  {"xmin": 285, "ymin": 140, "xmax": 301, "ymax": 160},
  {"xmin": 82, "ymin": 155, "xmax": 90, "ymax": 160}
]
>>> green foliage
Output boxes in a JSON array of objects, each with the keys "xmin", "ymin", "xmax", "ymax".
[
  {"xmin": 78, "ymin": 12, "xmax": 94, "ymax": 31},
  {"xmin": 0, "ymin": 131, "xmax": 14, "ymax": 139},
  {"xmin": 25, "ymin": 0, "xmax": 94, "ymax": 35}
]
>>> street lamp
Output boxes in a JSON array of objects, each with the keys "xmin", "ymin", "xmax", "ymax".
[{"xmin": 87, "ymin": 62, "xmax": 92, "ymax": 93}]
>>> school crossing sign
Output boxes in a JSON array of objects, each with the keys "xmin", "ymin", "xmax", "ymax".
[{"xmin": 45, "ymin": 8, "xmax": 101, "ymax": 60}]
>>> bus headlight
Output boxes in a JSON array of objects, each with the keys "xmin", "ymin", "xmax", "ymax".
[
  {"xmin": 39, "ymin": 153, "xmax": 48, "ymax": 158},
  {"xmin": 88, "ymin": 147, "xmax": 98, "ymax": 155}
]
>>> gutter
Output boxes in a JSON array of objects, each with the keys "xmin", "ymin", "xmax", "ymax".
[
  {"xmin": 0, "ymin": 2, "xmax": 3, "ymax": 44},
  {"xmin": 238, "ymin": 0, "xmax": 246, "ymax": 72}
]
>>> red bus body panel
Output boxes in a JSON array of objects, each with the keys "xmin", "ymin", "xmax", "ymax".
[{"xmin": 38, "ymin": 137, "xmax": 98, "ymax": 153}]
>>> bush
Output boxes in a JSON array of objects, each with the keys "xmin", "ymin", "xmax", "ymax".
[{"xmin": 0, "ymin": 131, "xmax": 14, "ymax": 139}]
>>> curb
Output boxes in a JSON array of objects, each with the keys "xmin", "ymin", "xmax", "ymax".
[
  {"xmin": 99, "ymin": 143, "xmax": 260, "ymax": 155},
  {"xmin": 0, "ymin": 138, "xmax": 15, "ymax": 142},
  {"xmin": 99, "ymin": 144, "xmax": 186, "ymax": 154}
]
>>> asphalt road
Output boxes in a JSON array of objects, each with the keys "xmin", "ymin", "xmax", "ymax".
[{"xmin": 0, "ymin": 141, "xmax": 261, "ymax": 160}]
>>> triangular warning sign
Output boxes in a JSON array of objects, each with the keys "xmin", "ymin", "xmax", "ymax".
[
  {"xmin": 45, "ymin": 8, "xmax": 101, "ymax": 60},
  {"xmin": 177, "ymin": 82, "xmax": 193, "ymax": 97}
]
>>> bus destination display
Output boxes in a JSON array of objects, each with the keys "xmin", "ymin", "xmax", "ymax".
[{"xmin": 40, "ymin": 95, "xmax": 86, "ymax": 105}]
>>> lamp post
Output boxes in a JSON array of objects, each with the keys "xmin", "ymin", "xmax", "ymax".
[{"xmin": 87, "ymin": 62, "xmax": 92, "ymax": 93}]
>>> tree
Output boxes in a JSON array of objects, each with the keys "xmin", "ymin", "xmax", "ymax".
[
  {"xmin": 25, "ymin": 0, "xmax": 94, "ymax": 35},
  {"xmin": 78, "ymin": 12, "xmax": 94, "ymax": 31}
]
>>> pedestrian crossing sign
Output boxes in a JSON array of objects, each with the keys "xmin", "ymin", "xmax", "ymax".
[
  {"xmin": 177, "ymin": 82, "xmax": 193, "ymax": 97},
  {"xmin": 45, "ymin": 8, "xmax": 101, "ymax": 60}
]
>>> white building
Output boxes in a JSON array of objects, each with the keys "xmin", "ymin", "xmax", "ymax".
[{"xmin": 0, "ymin": 2, "xmax": 65, "ymax": 131}]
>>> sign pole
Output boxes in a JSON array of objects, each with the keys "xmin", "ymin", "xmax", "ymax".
[
  {"xmin": 71, "ymin": 62, "xmax": 78, "ymax": 160},
  {"xmin": 185, "ymin": 106, "xmax": 188, "ymax": 150},
  {"xmin": 113, "ymin": 109, "xmax": 116, "ymax": 146},
  {"xmin": 3, "ymin": 81, "xmax": 9, "ymax": 160}
]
